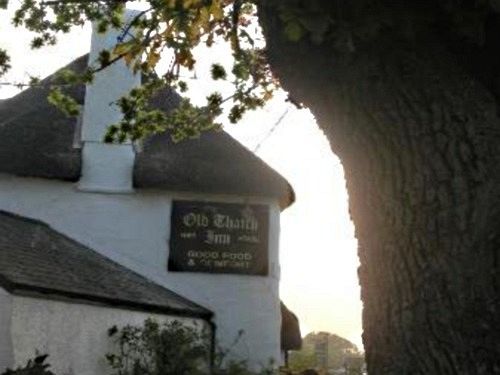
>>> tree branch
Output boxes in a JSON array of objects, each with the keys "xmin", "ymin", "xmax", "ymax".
[{"xmin": 41, "ymin": 0, "xmax": 128, "ymax": 5}]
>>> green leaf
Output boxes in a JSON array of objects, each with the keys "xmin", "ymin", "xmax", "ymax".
[
  {"xmin": 56, "ymin": 68, "xmax": 79, "ymax": 84},
  {"xmin": 229, "ymin": 105, "xmax": 245, "ymax": 123},
  {"xmin": 28, "ymin": 75, "xmax": 40, "ymax": 85},
  {"xmin": 207, "ymin": 92, "xmax": 222, "ymax": 107},
  {"xmin": 178, "ymin": 80, "xmax": 188, "ymax": 92},
  {"xmin": 210, "ymin": 63, "xmax": 227, "ymax": 80},
  {"xmin": 108, "ymin": 325, "xmax": 118, "ymax": 337},
  {"xmin": 284, "ymin": 20, "xmax": 304, "ymax": 42},
  {"xmin": 0, "ymin": 48, "xmax": 10, "ymax": 77},
  {"xmin": 98, "ymin": 49, "xmax": 111, "ymax": 67},
  {"xmin": 47, "ymin": 87, "xmax": 80, "ymax": 117},
  {"xmin": 30, "ymin": 36, "xmax": 44, "ymax": 49},
  {"xmin": 0, "ymin": 0, "xmax": 8, "ymax": 9}
]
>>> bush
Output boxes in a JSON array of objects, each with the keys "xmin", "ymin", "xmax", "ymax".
[
  {"xmin": 1, "ymin": 355, "xmax": 54, "ymax": 375},
  {"xmin": 106, "ymin": 319, "xmax": 278, "ymax": 375},
  {"xmin": 2, "ymin": 320, "xmax": 281, "ymax": 375},
  {"xmin": 106, "ymin": 319, "xmax": 210, "ymax": 375}
]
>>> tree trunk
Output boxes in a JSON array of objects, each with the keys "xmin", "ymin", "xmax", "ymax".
[{"xmin": 259, "ymin": 4, "xmax": 500, "ymax": 374}]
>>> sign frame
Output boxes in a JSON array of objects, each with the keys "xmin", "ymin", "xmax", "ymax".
[{"xmin": 168, "ymin": 200, "xmax": 270, "ymax": 276}]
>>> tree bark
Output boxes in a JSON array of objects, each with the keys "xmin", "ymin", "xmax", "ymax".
[{"xmin": 259, "ymin": 4, "xmax": 500, "ymax": 374}]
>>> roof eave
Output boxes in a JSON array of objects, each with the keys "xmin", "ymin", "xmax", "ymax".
[{"xmin": 0, "ymin": 278, "xmax": 213, "ymax": 321}]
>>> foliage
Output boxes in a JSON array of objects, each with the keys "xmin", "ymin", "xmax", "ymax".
[
  {"xmin": 2, "ymin": 0, "xmax": 279, "ymax": 143},
  {"xmin": 1, "ymin": 0, "xmax": 499, "ymax": 144},
  {"xmin": 1, "ymin": 355, "xmax": 55, "ymax": 375},
  {"xmin": 0, "ymin": 48, "xmax": 10, "ymax": 77},
  {"xmin": 287, "ymin": 350, "xmax": 315, "ymax": 373},
  {"xmin": 0, "ymin": 0, "xmax": 363, "ymax": 142},
  {"xmin": 0, "ymin": 320, "xmax": 279, "ymax": 375},
  {"xmin": 214, "ymin": 361, "xmax": 275, "ymax": 375},
  {"xmin": 3, "ymin": 0, "xmax": 497, "ymax": 142},
  {"xmin": 106, "ymin": 318, "xmax": 278, "ymax": 375},
  {"xmin": 106, "ymin": 318, "xmax": 210, "ymax": 375},
  {"xmin": 289, "ymin": 332, "xmax": 364, "ymax": 373},
  {"xmin": 343, "ymin": 354, "xmax": 365, "ymax": 375}
]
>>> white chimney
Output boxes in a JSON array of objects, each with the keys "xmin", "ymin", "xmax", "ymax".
[{"xmin": 78, "ymin": 9, "xmax": 141, "ymax": 193}]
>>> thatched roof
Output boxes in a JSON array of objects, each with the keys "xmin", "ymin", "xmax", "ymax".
[
  {"xmin": 281, "ymin": 302, "xmax": 302, "ymax": 351},
  {"xmin": 0, "ymin": 210, "xmax": 212, "ymax": 319},
  {"xmin": 0, "ymin": 56, "xmax": 86, "ymax": 181},
  {"xmin": 0, "ymin": 56, "xmax": 294, "ymax": 208}
]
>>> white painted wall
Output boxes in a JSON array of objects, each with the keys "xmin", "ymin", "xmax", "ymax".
[
  {"xmin": 0, "ymin": 174, "xmax": 282, "ymax": 369},
  {"xmin": 10, "ymin": 295, "xmax": 208, "ymax": 375},
  {"xmin": 0, "ymin": 287, "xmax": 13, "ymax": 372}
]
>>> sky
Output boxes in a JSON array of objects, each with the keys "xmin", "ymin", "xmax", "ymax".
[{"xmin": 0, "ymin": 5, "xmax": 363, "ymax": 349}]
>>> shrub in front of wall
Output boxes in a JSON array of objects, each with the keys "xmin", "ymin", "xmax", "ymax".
[
  {"xmin": 1, "ymin": 355, "xmax": 55, "ymax": 375},
  {"xmin": 106, "ymin": 318, "xmax": 211, "ymax": 375},
  {"xmin": 106, "ymin": 319, "xmax": 279, "ymax": 375},
  {"xmin": 1, "ymin": 320, "xmax": 281, "ymax": 375}
]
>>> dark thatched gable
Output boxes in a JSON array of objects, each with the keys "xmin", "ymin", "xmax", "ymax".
[
  {"xmin": 0, "ymin": 56, "xmax": 86, "ymax": 181},
  {"xmin": 0, "ymin": 210, "xmax": 212, "ymax": 319},
  {"xmin": 281, "ymin": 301, "xmax": 302, "ymax": 351},
  {"xmin": 0, "ymin": 56, "xmax": 294, "ymax": 208}
]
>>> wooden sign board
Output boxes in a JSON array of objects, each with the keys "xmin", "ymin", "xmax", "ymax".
[{"xmin": 168, "ymin": 200, "xmax": 269, "ymax": 275}]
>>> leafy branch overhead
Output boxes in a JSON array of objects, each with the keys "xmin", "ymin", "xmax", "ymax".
[
  {"xmin": 2, "ymin": 0, "xmax": 280, "ymax": 142},
  {"xmin": 3, "ymin": 0, "xmax": 497, "ymax": 142}
]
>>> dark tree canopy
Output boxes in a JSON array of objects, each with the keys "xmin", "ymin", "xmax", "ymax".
[{"xmin": 2, "ymin": 1, "xmax": 500, "ymax": 374}]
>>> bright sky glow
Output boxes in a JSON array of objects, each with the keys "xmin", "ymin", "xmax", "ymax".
[{"xmin": 0, "ymin": 6, "xmax": 363, "ymax": 349}]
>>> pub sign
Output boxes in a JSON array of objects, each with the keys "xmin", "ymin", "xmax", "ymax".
[{"xmin": 168, "ymin": 200, "xmax": 269, "ymax": 275}]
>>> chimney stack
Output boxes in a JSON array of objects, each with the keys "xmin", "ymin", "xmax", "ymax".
[{"xmin": 78, "ymin": 9, "xmax": 141, "ymax": 193}]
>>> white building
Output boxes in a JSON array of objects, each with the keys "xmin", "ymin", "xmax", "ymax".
[
  {"xmin": 0, "ymin": 210, "xmax": 212, "ymax": 375},
  {"xmin": 0, "ymin": 15, "xmax": 296, "ymax": 374}
]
